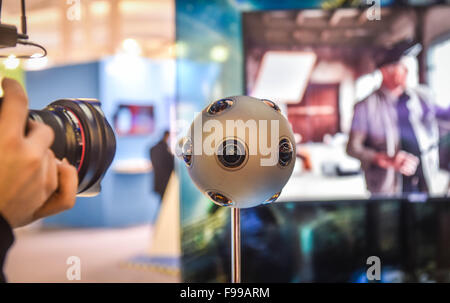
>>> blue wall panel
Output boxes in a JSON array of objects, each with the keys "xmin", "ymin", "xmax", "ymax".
[
  {"xmin": 26, "ymin": 61, "xmax": 100, "ymax": 109},
  {"xmin": 25, "ymin": 58, "xmax": 174, "ymax": 227}
]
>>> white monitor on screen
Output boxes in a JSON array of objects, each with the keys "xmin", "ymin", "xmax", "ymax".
[{"xmin": 250, "ymin": 51, "xmax": 317, "ymax": 104}]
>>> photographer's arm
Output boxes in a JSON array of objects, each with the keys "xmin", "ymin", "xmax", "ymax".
[
  {"xmin": 0, "ymin": 78, "xmax": 78, "ymax": 282},
  {"xmin": 0, "ymin": 214, "xmax": 13, "ymax": 283}
]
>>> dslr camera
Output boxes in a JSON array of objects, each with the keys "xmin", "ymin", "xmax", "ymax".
[{"xmin": 1, "ymin": 97, "xmax": 116, "ymax": 196}]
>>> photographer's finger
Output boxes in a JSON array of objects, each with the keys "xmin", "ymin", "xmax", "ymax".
[
  {"xmin": 26, "ymin": 120, "xmax": 55, "ymax": 151},
  {"xmin": 0, "ymin": 78, "xmax": 28, "ymax": 136},
  {"xmin": 33, "ymin": 159, "xmax": 77, "ymax": 219},
  {"xmin": 43, "ymin": 150, "xmax": 58, "ymax": 197}
]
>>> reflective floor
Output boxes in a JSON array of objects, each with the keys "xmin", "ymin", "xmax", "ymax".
[{"xmin": 4, "ymin": 224, "xmax": 180, "ymax": 283}]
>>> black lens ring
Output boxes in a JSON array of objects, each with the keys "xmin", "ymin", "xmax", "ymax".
[
  {"xmin": 181, "ymin": 137, "xmax": 193, "ymax": 167},
  {"xmin": 261, "ymin": 99, "xmax": 281, "ymax": 113},
  {"xmin": 205, "ymin": 98, "xmax": 234, "ymax": 116},
  {"xmin": 29, "ymin": 108, "xmax": 81, "ymax": 167},
  {"xmin": 216, "ymin": 138, "xmax": 247, "ymax": 171},
  {"xmin": 263, "ymin": 191, "xmax": 281, "ymax": 205},
  {"xmin": 206, "ymin": 191, "xmax": 234, "ymax": 207},
  {"xmin": 278, "ymin": 137, "xmax": 294, "ymax": 168},
  {"xmin": 47, "ymin": 99, "xmax": 116, "ymax": 194}
]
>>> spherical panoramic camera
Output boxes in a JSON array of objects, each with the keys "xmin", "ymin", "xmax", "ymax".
[{"xmin": 179, "ymin": 96, "xmax": 295, "ymax": 209}]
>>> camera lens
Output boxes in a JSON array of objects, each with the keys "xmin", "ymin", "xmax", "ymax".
[
  {"xmin": 263, "ymin": 191, "xmax": 281, "ymax": 205},
  {"xmin": 261, "ymin": 99, "xmax": 281, "ymax": 113},
  {"xmin": 279, "ymin": 138, "xmax": 293, "ymax": 167},
  {"xmin": 217, "ymin": 139, "xmax": 246, "ymax": 169},
  {"xmin": 181, "ymin": 137, "xmax": 193, "ymax": 167},
  {"xmin": 28, "ymin": 99, "xmax": 116, "ymax": 195},
  {"xmin": 206, "ymin": 99, "xmax": 234, "ymax": 116},
  {"xmin": 206, "ymin": 191, "xmax": 233, "ymax": 207}
]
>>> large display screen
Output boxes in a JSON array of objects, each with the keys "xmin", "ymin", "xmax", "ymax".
[
  {"xmin": 182, "ymin": 198, "xmax": 450, "ymax": 282},
  {"xmin": 243, "ymin": 6, "xmax": 450, "ymax": 201}
]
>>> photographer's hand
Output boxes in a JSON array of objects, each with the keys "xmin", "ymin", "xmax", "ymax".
[{"xmin": 0, "ymin": 78, "xmax": 78, "ymax": 228}]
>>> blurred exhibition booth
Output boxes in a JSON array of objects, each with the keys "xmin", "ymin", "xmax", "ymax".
[
  {"xmin": 1, "ymin": 0, "xmax": 450, "ymax": 282},
  {"xmin": 2, "ymin": 0, "xmax": 178, "ymax": 282},
  {"xmin": 0, "ymin": 0, "xmax": 175, "ymax": 227}
]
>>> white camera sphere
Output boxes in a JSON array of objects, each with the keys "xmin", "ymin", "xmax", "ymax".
[{"xmin": 180, "ymin": 96, "xmax": 295, "ymax": 209}]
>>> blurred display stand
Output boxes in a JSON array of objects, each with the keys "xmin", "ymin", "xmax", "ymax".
[
  {"xmin": 125, "ymin": 173, "xmax": 181, "ymax": 276},
  {"xmin": 113, "ymin": 158, "xmax": 152, "ymax": 174}
]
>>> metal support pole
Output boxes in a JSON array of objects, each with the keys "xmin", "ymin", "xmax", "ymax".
[{"xmin": 231, "ymin": 207, "xmax": 241, "ymax": 283}]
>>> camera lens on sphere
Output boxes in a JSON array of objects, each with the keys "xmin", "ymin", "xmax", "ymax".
[
  {"xmin": 261, "ymin": 99, "xmax": 281, "ymax": 113},
  {"xmin": 206, "ymin": 191, "xmax": 233, "ymax": 207},
  {"xmin": 217, "ymin": 139, "xmax": 246, "ymax": 169},
  {"xmin": 181, "ymin": 137, "xmax": 193, "ymax": 167},
  {"xmin": 28, "ymin": 99, "xmax": 116, "ymax": 195},
  {"xmin": 279, "ymin": 138, "xmax": 293, "ymax": 167},
  {"xmin": 264, "ymin": 191, "xmax": 281, "ymax": 205},
  {"xmin": 206, "ymin": 99, "xmax": 234, "ymax": 116}
]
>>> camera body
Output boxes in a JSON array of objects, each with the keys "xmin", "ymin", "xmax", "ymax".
[{"xmin": 0, "ymin": 97, "xmax": 116, "ymax": 196}]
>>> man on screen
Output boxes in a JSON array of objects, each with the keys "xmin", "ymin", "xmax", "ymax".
[{"xmin": 346, "ymin": 40, "xmax": 440, "ymax": 196}]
